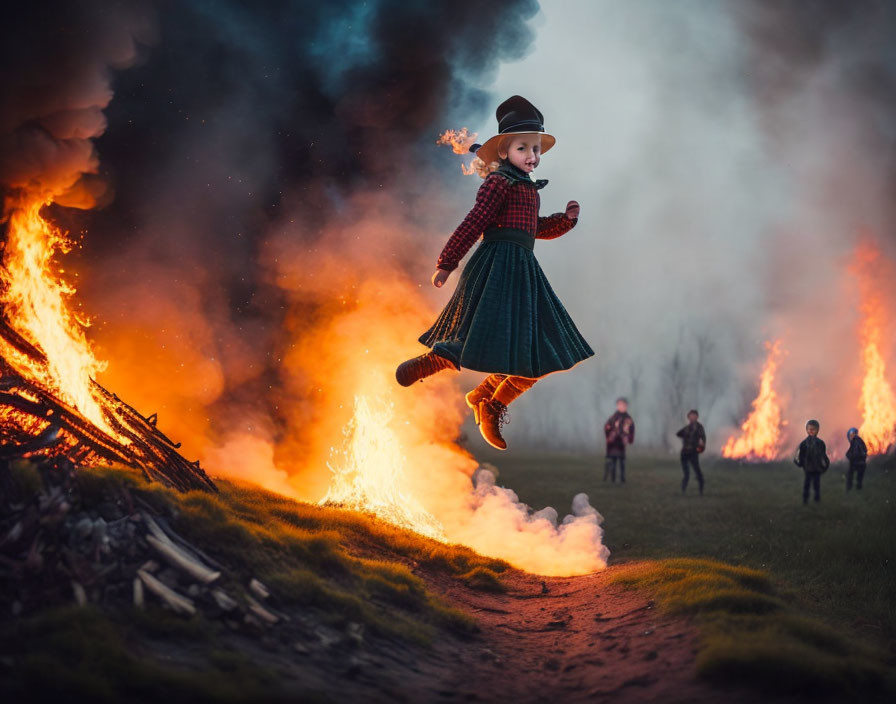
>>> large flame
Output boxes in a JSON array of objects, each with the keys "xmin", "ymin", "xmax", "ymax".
[
  {"xmin": 0, "ymin": 198, "xmax": 115, "ymax": 436},
  {"xmin": 257, "ymin": 214, "xmax": 608, "ymax": 575},
  {"xmin": 851, "ymin": 242, "xmax": 896, "ymax": 454},
  {"xmin": 320, "ymin": 392, "xmax": 446, "ymax": 541},
  {"xmin": 722, "ymin": 340, "xmax": 786, "ymax": 460}
]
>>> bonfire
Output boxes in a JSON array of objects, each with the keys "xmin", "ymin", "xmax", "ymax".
[{"xmin": 0, "ymin": 198, "xmax": 214, "ymax": 492}]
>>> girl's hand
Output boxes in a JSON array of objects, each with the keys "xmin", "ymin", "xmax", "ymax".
[
  {"xmin": 565, "ymin": 200, "xmax": 580, "ymax": 219},
  {"xmin": 432, "ymin": 268, "xmax": 451, "ymax": 288}
]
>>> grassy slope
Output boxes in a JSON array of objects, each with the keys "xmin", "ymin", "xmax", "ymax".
[
  {"xmin": 1, "ymin": 463, "xmax": 509, "ymax": 702},
  {"xmin": 480, "ymin": 449, "xmax": 896, "ymax": 644},
  {"xmin": 131, "ymin": 470, "xmax": 509, "ymax": 641}
]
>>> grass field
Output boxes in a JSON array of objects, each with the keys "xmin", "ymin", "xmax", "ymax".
[
  {"xmin": 3, "ymin": 452, "xmax": 894, "ymax": 700},
  {"xmin": 475, "ymin": 448, "xmax": 896, "ymax": 648}
]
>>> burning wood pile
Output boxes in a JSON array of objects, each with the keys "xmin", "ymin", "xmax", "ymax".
[
  {"xmin": 0, "ymin": 456, "xmax": 283, "ymax": 630},
  {"xmin": 0, "ymin": 196, "xmax": 215, "ymax": 492},
  {"xmin": 0, "ymin": 318, "xmax": 216, "ymax": 493}
]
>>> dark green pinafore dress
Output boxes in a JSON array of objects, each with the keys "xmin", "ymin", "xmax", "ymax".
[{"xmin": 418, "ymin": 169, "xmax": 594, "ymax": 379}]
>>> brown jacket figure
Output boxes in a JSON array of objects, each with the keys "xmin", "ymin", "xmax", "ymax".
[{"xmin": 604, "ymin": 397, "xmax": 635, "ymax": 483}]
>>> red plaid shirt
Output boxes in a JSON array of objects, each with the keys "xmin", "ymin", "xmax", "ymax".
[{"xmin": 436, "ymin": 172, "xmax": 578, "ymax": 271}]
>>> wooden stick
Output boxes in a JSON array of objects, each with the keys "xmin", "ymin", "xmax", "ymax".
[
  {"xmin": 137, "ymin": 569, "xmax": 196, "ymax": 616},
  {"xmin": 249, "ymin": 578, "xmax": 270, "ymax": 600},
  {"xmin": 133, "ymin": 577, "xmax": 144, "ymax": 608},
  {"xmin": 246, "ymin": 595, "xmax": 279, "ymax": 624},
  {"xmin": 211, "ymin": 588, "xmax": 238, "ymax": 612},
  {"xmin": 146, "ymin": 534, "xmax": 221, "ymax": 585}
]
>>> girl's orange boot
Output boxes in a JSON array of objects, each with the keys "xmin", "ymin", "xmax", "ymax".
[
  {"xmin": 477, "ymin": 376, "xmax": 537, "ymax": 450},
  {"xmin": 395, "ymin": 352, "xmax": 458, "ymax": 387},
  {"xmin": 465, "ymin": 374, "xmax": 506, "ymax": 425}
]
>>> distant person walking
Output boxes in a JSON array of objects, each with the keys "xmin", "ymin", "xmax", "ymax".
[
  {"xmin": 845, "ymin": 427, "xmax": 868, "ymax": 491},
  {"xmin": 603, "ymin": 397, "xmax": 635, "ymax": 483},
  {"xmin": 676, "ymin": 410, "xmax": 706, "ymax": 495},
  {"xmin": 793, "ymin": 419, "xmax": 830, "ymax": 504}
]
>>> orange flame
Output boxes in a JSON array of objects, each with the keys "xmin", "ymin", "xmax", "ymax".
[
  {"xmin": 436, "ymin": 127, "xmax": 477, "ymax": 154},
  {"xmin": 259, "ymin": 212, "xmax": 608, "ymax": 575},
  {"xmin": 722, "ymin": 340, "xmax": 787, "ymax": 460},
  {"xmin": 851, "ymin": 242, "xmax": 896, "ymax": 454},
  {"xmin": 437, "ymin": 128, "xmax": 478, "ymax": 175},
  {"xmin": 320, "ymin": 392, "xmax": 446, "ymax": 541},
  {"xmin": 0, "ymin": 198, "xmax": 116, "ymax": 436}
]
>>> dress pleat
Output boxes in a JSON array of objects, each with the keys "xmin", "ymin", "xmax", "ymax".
[{"xmin": 419, "ymin": 240, "xmax": 593, "ymax": 378}]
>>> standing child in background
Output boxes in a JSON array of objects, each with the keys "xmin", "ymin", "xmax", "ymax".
[
  {"xmin": 395, "ymin": 96, "xmax": 593, "ymax": 450},
  {"xmin": 793, "ymin": 419, "xmax": 830, "ymax": 504},
  {"xmin": 845, "ymin": 427, "xmax": 868, "ymax": 491},
  {"xmin": 604, "ymin": 397, "xmax": 635, "ymax": 483},
  {"xmin": 676, "ymin": 410, "xmax": 706, "ymax": 495}
]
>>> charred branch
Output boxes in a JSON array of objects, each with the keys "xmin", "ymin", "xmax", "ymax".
[{"xmin": 0, "ymin": 331, "xmax": 216, "ymax": 492}]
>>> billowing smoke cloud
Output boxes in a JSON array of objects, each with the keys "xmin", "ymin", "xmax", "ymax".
[
  {"xmin": 0, "ymin": 1, "xmax": 155, "ymax": 208},
  {"xmin": 3, "ymin": 1, "xmax": 616, "ymax": 574},
  {"xmin": 45, "ymin": 0, "xmax": 539, "ymax": 461},
  {"xmin": 489, "ymin": 0, "xmax": 896, "ymax": 456}
]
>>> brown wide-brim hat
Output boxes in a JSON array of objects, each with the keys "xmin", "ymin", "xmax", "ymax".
[{"xmin": 470, "ymin": 95, "xmax": 556, "ymax": 165}]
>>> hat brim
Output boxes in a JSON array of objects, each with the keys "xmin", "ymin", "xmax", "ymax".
[{"xmin": 474, "ymin": 132, "xmax": 555, "ymax": 166}]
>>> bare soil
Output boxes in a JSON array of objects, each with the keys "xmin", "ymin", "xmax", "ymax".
[
  {"xmin": 232, "ymin": 564, "xmax": 774, "ymax": 703},
  {"xmin": 408, "ymin": 565, "xmax": 765, "ymax": 704}
]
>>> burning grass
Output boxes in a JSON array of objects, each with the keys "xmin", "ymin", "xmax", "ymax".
[
  {"xmin": 722, "ymin": 340, "xmax": 786, "ymax": 460},
  {"xmin": 610, "ymin": 558, "xmax": 893, "ymax": 696}
]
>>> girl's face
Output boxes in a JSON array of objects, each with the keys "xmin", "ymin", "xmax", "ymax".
[{"xmin": 500, "ymin": 135, "xmax": 541, "ymax": 173}]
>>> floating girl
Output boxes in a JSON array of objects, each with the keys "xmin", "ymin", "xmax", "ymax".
[{"xmin": 395, "ymin": 95, "xmax": 593, "ymax": 450}]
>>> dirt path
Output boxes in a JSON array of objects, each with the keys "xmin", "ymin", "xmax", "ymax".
[
  {"xmin": 402, "ymin": 565, "xmax": 763, "ymax": 704},
  {"xmin": 197, "ymin": 562, "xmax": 768, "ymax": 703},
  {"xmin": 111, "ymin": 560, "xmax": 786, "ymax": 703}
]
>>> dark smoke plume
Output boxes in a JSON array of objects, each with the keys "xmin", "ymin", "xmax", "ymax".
[
  {"xmin": 0, "ymin": 1, "xmax": 155, "ymax": 207},
  {"xmin": 2, "ymin": 0, "xmax": 540, "ymax": 468}
]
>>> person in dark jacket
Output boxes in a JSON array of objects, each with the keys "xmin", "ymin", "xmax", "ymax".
[
  {"xmin": 845, "ymin": 427, "xmax": 868, "ymax": 491},
  {"xmin": 676, "ymin": 410, "xmax": 706, "ymax": 495},
  {"xmin": 604, "ymin": 397, "xmax": 635, "ymax": 483},
  {"xmin": 793, "ymin": 419, "xmax": 830, "ymax": 504}
]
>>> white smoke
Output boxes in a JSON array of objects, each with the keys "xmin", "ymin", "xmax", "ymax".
[{"xmin": 438, "ymin": 466, "xmax": 609, "ymax": 576}]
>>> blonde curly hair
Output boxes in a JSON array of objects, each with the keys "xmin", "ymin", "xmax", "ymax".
[
  {"xmin": 470, "ymin": 156, "xmax": 501, "ymax": 179},
  {"xmin": 470, "ymin": 135, "xmax": 514, "ymax": 178}
]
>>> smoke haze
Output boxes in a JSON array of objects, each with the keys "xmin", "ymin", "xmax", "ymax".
[
  {"xmin": 3, "ymin": 0, "xmax": 894, "ymax": 482},
  {"xmin": 491, "ymin": 0, "xmax": 896, "ymax": 456}
]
